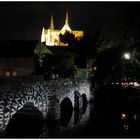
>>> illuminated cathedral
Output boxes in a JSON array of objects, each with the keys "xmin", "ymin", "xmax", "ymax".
[{"xmin": 41, "ymin": 12, "xmax": 84, "ymax": 46}]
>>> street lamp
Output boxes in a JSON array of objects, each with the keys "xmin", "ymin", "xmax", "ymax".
[
  {"xmin": 122, "ymin": 52, "xmax": 132, "ymax": 85},
  {"xmin": 123, "ymin": 52, "xmax": 131, "ymax": 60}
]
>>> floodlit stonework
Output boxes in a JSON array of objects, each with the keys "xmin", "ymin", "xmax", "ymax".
[
  {"xmin": 0, "ymin": 79, "xmax": 93, "ymax": 131},
  {"xmin": 41, "ymin": 12, "xmax": 84, "ymax": 46}
]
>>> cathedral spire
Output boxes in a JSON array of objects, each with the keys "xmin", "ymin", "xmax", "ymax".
[
  {"xmin": 50, "ymin": 15, "xmax": 54, "ymax": 30},
  {"xmin": 65, "ymin": 11, "xmax": 69, "ymax": 25},
  {"xmin": 60, "ymin": 11, "xmax": 71, "ymax": 34}
]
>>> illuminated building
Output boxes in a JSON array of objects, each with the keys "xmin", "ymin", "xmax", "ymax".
[{"xmin": 41, "ymin": 12, "xmax": 84, "ymax": 46}]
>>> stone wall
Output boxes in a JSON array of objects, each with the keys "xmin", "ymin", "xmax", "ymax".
[{"xmin": 0, "ymin": 78, "xmax": 93, "ymax": 131}]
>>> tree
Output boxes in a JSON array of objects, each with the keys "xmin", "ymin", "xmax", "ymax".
[
  {"xmin": 96, "ymin": 15, "xmax": 140, "ymax": 53},
  {"xmin": 59, "ymin": 31, "xmax": 78, "ymax": 46},
  {"xmin": 34, "ymin": 42, "xmax": 53, "ymax": 74},
  {"xmin": 95, "ymin": 45, "xmax": 140, "ymax": 86}
]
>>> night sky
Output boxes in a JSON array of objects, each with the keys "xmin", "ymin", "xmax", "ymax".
[{"xmin": 0, "ymin": 1, "xmax": 140, "ymax": 41}]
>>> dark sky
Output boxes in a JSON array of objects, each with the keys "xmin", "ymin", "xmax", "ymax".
[{"xmin": 0, "ymin": 1, "xmax": 140, "ymax": 41}]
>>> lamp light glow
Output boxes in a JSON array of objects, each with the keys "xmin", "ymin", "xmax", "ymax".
[{"xmin": 124, "ymin": 52, "xmax": 131, "ymax": 60}]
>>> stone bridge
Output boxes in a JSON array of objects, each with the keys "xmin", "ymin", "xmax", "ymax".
[{"xmin": 0, "ymin": 79, "xmax": 93, "ymax": 134}]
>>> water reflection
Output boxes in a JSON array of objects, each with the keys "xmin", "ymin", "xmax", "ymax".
[{"xmin": 121, "ymin": 113, "xmax": 127, "ymax": 119}]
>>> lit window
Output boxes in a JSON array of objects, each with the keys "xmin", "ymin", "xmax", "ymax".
[
  {"xmin": 13, "ymin": 71, "xmax": 17, "ymax": 76},
  {"xmin": 6, "ymin": 71, "xmax": 10, "ymax": 77}
]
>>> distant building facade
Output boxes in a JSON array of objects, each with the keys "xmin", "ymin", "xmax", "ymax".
[
  {"xmin": 0, "ymin": 40, "xmax": 54, "ymax": 79},
  {"xmin": 41, "ymin": 12, "xmax": 84, "ymax": 46},
  {"xmin": 0, "ymin": 41, "xmax": 37, "ymax": 77}
]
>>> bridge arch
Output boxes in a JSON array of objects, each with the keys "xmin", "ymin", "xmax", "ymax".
[
  {"xmin": 0, "ymin": 85, "xmax": 47, "ymax": 131},
  {"xmin": 60, "ymin": 97, "xmax": 73, "ymax": 127},
  {"xmin": 10, "ymin": 86, "xmax": 45, "ymax": 117},
  {"xmin": 81, "ymin": 93, "xmax": 88, "ymax": 115},
  {"xmin": 75, "ymin": 80, "xmax": 91, "ymax": 102},
  {"xmin": 5, "ymin": 102, "xmax": 44, "ymax": 138}
]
